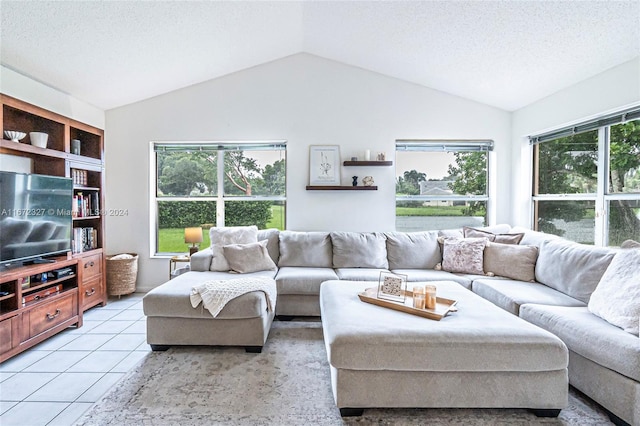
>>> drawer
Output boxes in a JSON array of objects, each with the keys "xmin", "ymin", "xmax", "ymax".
[
  {"xmin": 80, "ymin": 253, "xmax": 102, "ymax": 281},
  {"xmin": 81, "ymin": 276, "xmax": 105, "ymax": 310},
  {"xmin": 28, "ymin": 292, "xmax": 77, "ymax": 338}
]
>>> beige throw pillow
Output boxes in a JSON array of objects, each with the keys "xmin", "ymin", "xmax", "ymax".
[
  {"xmin": 588, "ymin": 249, "xmax": 640, "ymax": 336},
  {"xmin": 484, "ymin": 242, "xmax": 538, "ymax": 282},
  {"xmin": 209, "ymin": 226, "xmax": 258, "ymax": 272},
  {"xmin": 441, "ymin": 237, "xmax": 487, "ymax": 275},
  {"xmin": 223, "ymin": 240, "xmax": 277, "ymax": 274}
]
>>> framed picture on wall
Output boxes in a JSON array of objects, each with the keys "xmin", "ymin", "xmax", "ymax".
[{"xmin": 309, "ymin": 145, "xmax": 341, "ymax": 186}]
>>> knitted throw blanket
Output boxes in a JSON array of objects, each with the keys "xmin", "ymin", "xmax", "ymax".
[{"xmin": 190, "ymin": 277, "xmax": 277, "ymax": 318}]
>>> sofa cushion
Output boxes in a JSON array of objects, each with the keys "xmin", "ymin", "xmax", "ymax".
[
  {"xmin": 257, "ymin": 228, "xmax": 280, "ymax": 264},
  {"xmin": 384, "ymin": 231, "xmax": 440, "ymax": 270},
  {"xmin": 223, "ymin": 240, "xmax": 277, "ymax": 274},
  {"xmin": 335, "ymin": 268, "xmax": 389, "ymax": 281},
  {"xmin": 330, "ymin": 232, "xmax": 388, "ymax": 269},
  {"xmin": 278, "ymin": 231, "xmax": 332, "ymax": 267},
  {"xmin": 511, "ymin": 227, "xmax": 561, "ymax": 247},
  {"xmin": 275, "ymin": 266, "xmax": 338, "ymax": 295},
  {"xmin": 390, "ymin": 269, "xmax": 474, "ymax": 289},
  {"xmin": 483, "ymin": 242, "xmax": 538, "ymax": 282},
  {"xmin": 520, "ymin": 304, "xmax": 640, "ymax": 382},
  {"xmin": 143, "ymin": 271, "xmax": 270, "ymax": 319},
  {"xmin": 441, "ymin": 237, "xmax": 487, "ymax": 275},
  {"xmin": 208, "ymin": 226, "xmax": 259, "ymax": 272},
  {"xmin": 535, "ymin": 239, "xmax": 615, "ymax": 304},
  {"xmin": 621, "ymin": 239, "xmax": 640, "ymax": 249},
  {"xmin": 472, "ymin": 278, "xmax": 585, "ymax": 315},
  {"xmin": 588, "ymin": 249, "xmax": 640, "ymax": 336},
  {"xmin": 463, "ymin": 226, "xmax": 524, "ymax": 244}
]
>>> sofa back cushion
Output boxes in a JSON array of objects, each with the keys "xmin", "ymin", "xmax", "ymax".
[
  {"xmin": 278, "ymin": 231, "xmax": 332, "ymax": 268},
  {"xmin": 385, "ymin": 231, "xmax": 440, "ymax": 269},
  {"xmin": 257, "ymin": 228, "xmax": 280, "ymax": 264},
  {"xmin": 331, "ymin": 232, "xmax": 388, "ymax": 269},
  {"xmin": 535, "ymin": 239, "xmax": 616, "ymax": 303},
  {"xmin": 511, "ymin": 226, "xmax": 561, "ymax": 247},
  {"xmin": 208, "ymin": 225, "xmax": 258, "ymax": 272}
]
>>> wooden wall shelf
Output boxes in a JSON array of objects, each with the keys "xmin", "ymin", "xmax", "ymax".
[
  {"xmin": 343, "ymin": 161, "xmax": 392, "ymax": 166},
  {"xmin": 306, "ymin": 185, "xmax": 378, "ymax": 190}
]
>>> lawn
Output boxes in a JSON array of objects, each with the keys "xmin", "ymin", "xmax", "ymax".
[
  {"xmin": 396, "ymin": 205, "xmax": 485, "ymax": 217},
  {"xmin": 158, "ymin": 204, "xmax": 284, "ymax": 253}
]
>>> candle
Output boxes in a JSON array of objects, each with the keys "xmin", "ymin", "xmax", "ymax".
[
  {"xmin": 425, "ymin": 285, "xmax": 437, "ymax": 310},
  {"xmin": 412, "ymin": 285, "xmax": 425, "ymax": 309},
  {"xmin": 364, "ymin": 150, "xmax": 371, "ymax": 161}
]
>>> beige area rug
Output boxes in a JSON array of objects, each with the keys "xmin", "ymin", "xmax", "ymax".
[{"xmin": 75, "ymin": 320, "xmax": 614, "ymax": 425}]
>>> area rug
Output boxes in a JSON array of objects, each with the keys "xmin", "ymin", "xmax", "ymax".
[{"xmin": 75, "ymin": 320, "xmax": 614, "ymax": 425}]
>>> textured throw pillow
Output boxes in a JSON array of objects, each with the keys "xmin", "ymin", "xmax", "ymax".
[
  {"xmin": 223, "ymin": 240, "xmax": 277, "ymax": 274},
  {"xmin": 463, "ymin": 226, "xmax": 524, "ymax": 245},
  {"xmin": 484, "ymin": 242, "xmax": 539, "ymax": 282},
  {"xmin": 441, "ymin": 237, "xmax": 487, "ymax": 275},
  {"xmin": 588, "ymin": 249, "xmax": 640, "ymax": 336},
  {"xmin": 621, "ymin": 239, "xmax": 640, "ymax": 249},
  {"xmin": 209, "ymin": 226, "xmax": 259, "ymax": 272}
]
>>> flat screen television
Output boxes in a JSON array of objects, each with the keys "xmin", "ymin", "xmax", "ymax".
[{"xmin": 0, "ymin": 171, "xmax": 73, "ymax": 268}]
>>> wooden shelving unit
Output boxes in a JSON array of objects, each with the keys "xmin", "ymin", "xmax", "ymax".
[
  {"xmin": 306, "ymin": 185, "xmax": 378, "ymax": 190},
  {"xmin": 343, "ymin": 160, "xmax": 393, "ymax": 166},
  {"xmin": 0, "ymin": 94, "xmax": 107, "ymax": 362}
]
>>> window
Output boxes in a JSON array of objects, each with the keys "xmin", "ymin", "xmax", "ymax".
[
  {"xmin": 531, "ymin": 107, "xmax": 640, "ymax": 246},
  {"xmin": 151, "ymin": 141, "xmax": 286, "ymax": 255},
  {"xmin": 395, "ymin": 140, "xmax": 493, "ymax": 231}
]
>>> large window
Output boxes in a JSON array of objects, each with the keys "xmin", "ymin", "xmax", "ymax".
[
  {"xmin": 151, "ymin": 141, "xmax": 286, "ymax": 255},
  {"xmin": 395, "ymin": 140, "xmax": 493, "ymax": 231},
  {"xmin": 531, "ymin": 109, "xmax": 640, "ymax": 246}
]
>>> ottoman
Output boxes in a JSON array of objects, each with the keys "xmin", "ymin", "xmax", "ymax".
[
  {"xmin": 320, "ymin": 280, "xmax": 569, "ymax": 416},
  {"xmin": 143, "ymin": 271, "xmax": 275, "ymax": 353}
]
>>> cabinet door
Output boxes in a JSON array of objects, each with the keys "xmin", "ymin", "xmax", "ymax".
[{"xmin": 0, "ymin": 316, "xmax": 18, "ymax": 354}]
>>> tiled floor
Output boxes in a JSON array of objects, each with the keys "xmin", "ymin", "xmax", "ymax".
[{"xmin": 0, "ymin": 293, "xmax": 148, "ymax": 426}]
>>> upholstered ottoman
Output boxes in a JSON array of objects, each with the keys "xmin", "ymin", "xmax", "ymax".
[
  {"xmin": 143, "ymin": 271, "xmax": 275, "ymax": 353},
  {"xmin": 320, "ymin": 280, "xmax": 569, "ymax": 417}
]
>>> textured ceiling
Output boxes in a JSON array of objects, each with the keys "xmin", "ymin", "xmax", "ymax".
[{"xmin": 1, "ymin": 1, "xmax": 639, "ymax": 111}]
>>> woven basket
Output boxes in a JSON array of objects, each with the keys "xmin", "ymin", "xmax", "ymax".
[{"xmin": 106, "ymin": 253, "xmax": 138, "ymax": 297}]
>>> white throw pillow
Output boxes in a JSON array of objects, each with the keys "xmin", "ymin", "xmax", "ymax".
[
  {"xmin": 441, "ymin": 237, "xmax": 488, "ymax": 275},
  {"xmin": 588, "ymin": 249, "xmax": 640, "ymax": 336},
  {"xmin": 209, "ymin": 226, "xmax": 258, "ymax": 271}
]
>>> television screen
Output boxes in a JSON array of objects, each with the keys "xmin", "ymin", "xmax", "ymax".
[{"xmin": 0, "ymin": 171, "xmax": 73, "ymax": 267}]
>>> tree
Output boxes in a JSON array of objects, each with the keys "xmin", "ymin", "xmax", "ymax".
[
  {"xmin": 261, "ymin": 159, "xmax": 286, "ymax": 195},
  {"xmin": 447, "ymin": 152, "xmax": 487, "ymax": 216},
  {"xmin": 396, "ymin": 170, "xmax": 425, "ymax": 195}
]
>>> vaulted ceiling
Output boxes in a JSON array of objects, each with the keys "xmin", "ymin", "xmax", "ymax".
[{"xmin": 1, "ymin": 1, "xmax": 638, "ymax": 111}]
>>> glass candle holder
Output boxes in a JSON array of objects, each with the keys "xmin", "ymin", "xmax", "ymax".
[
  {"xmin": 412, "ymin": 285, "xmax": 425, "ymax": 309},
  {"xmin": 425, "ymin": 285, "xmax": 437, "ymax": 310}
]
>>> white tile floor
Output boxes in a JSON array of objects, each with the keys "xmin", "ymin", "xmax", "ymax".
[{"xmin": 0, "ymin": 293, "xmax": 148, "ymax": 426}]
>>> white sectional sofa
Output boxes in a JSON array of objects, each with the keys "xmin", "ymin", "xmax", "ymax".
[{"xmin": 143, "ymin": 224, "xmax": 639, "ymax": 426}]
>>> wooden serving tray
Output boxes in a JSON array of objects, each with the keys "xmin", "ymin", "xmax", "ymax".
[{"xmin": 358, "ymin": 287, "xmax": 458, "ymax": 321}]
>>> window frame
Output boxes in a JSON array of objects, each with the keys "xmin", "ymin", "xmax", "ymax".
[
  {"xmin": 394, "ymin": 139, "xmax": 494, "ymax": 231},
  {"xmin": 149, "ymin": 140, "xmax": 287, "ymax": 257}
]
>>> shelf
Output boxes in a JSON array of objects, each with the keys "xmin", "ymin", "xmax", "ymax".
[
  {"xmin": 343, "ymin": 161, "xmax": 393, "ymax": 166},
  {"xmin": 306, "ymin": 185, "xmax": 378, "ymax": 190},
  {"xmin": 0, "ymin": 139, "xmax": 102, "ymax": 166},
  {"xmin": 23, "ymin": 275, "xmax": 76, "ymax": 295},
  {"xmin": 73, "ymin": 215, "xmax": 100, "ymax": 221}
]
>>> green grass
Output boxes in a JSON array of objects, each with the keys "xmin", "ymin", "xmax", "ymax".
[
  {"xmin": 158, "ymin": 204, "xmax": 285, "ymax": 253},
  {"xmin": 396, "ymin": 206, "xmax": 486, "ymax": 217}
]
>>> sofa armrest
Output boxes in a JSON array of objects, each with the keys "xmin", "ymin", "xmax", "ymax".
[{"xmin": 190, "ymin": 247, "xmax": 212, "ymax": 271}]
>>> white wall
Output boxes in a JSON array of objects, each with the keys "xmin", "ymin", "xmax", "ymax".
[
  {"xmin": 511, "ymin": 57, "xmax": 640, "ymax": 227},
  {"xmin": 105, "ymin": 53, "xmax": 511, "ymax": 291}
]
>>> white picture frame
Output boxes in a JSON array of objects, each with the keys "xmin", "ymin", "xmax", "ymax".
[
  {"xmin": 309, "ymin": 145, "xmax": 341, "ymax": 186},
  {"xmin": 377, "ymin": 271, "xmax": 408, "ymax": 303}
]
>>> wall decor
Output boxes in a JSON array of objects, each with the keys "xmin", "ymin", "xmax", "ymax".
[
  {"xmin": 377, "ymin": 271, "xmax": 407, "ymax": 303},
  {"xmin": 362, "ymin": 176, "xmax": 374, "ymax": 186},
  {"xmin": 309, "ymin": 145, "xmax": 341, "ymax": 186}
]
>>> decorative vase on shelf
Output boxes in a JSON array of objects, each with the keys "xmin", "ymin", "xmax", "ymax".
[{"xmin": 352, "ymin": 176, "xmax": 358, "ymax": 186}]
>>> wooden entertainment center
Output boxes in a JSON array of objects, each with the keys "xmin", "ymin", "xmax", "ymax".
[{"xmin": 0, "ymin": 95, "xmax": 107, "ymax": 362}]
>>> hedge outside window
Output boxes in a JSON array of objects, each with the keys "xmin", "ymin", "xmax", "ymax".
[
  {"xmin": 395, "ymin": 140, "xmax": 492, "ymax": 232},
  {"xmin": 151, "ymin": 142, "xmax": 286, "ymax": 255}
]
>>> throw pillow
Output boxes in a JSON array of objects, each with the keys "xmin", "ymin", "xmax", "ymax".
[
  {"xmin": 621, "ymin": 239, "xmax": 640, "ymax": 249},
  {"xmin": 588, "ymin": 249, "xmax": 640, "ymax": 336},
  {"xmin": 483, "ymin": 242, "xmax": 538, "ymax": 282},
  {"xmin": 441, "ymin": 237, "xmax": 487, "ymax": 275},
  {"xmin": 223, "ymin": 240, "xmax": 277, "ymax": 274},
  {"xmin": 209, "ymin": 226, "xmax": 259, "ymax": 272},
  {"xmin": 463, "ymin": 226, "xmax": 524, "ymax": 245}
]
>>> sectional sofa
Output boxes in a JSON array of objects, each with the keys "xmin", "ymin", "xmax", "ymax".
[{"xmin": 143, "ymin": 225, "xmax": 639, "ymax": 426}]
